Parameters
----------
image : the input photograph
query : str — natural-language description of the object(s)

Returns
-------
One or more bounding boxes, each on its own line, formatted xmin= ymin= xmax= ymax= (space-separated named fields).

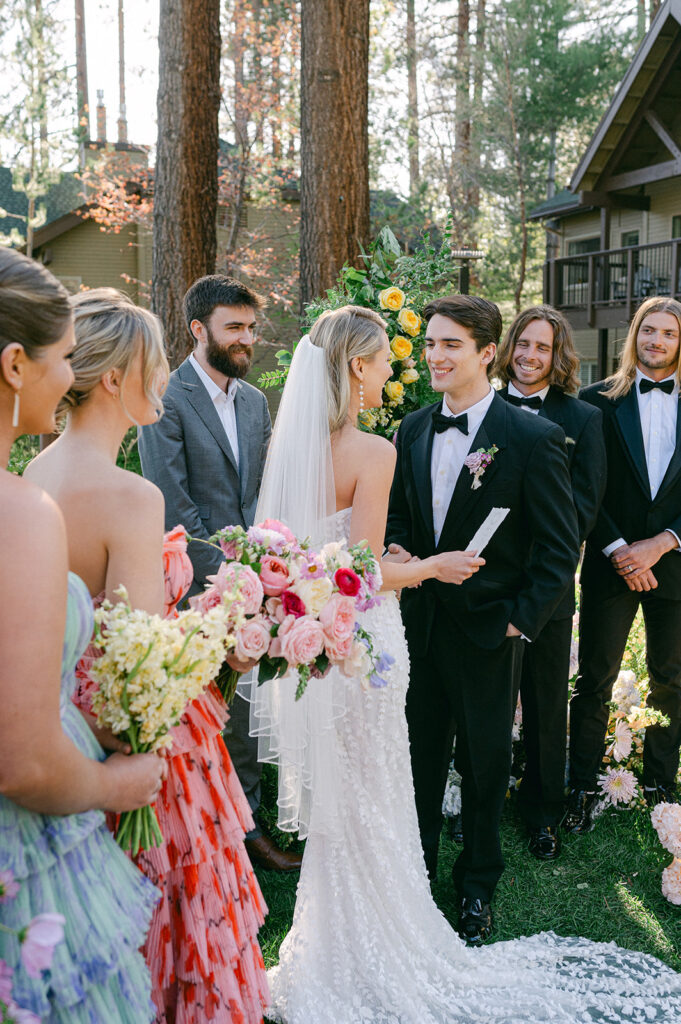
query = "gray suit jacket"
xmin=138 ymin=357 xmax=272 ymax=594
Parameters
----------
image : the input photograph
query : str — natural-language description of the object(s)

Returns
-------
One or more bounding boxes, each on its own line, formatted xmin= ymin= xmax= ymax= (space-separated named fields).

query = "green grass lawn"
xmin=254 ymin=772 xmax=680 ymax=974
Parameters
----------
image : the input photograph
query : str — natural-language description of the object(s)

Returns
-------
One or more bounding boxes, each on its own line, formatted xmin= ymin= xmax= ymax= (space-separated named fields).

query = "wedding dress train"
xmin=266 ymin=508 xmax=681 ymax=1024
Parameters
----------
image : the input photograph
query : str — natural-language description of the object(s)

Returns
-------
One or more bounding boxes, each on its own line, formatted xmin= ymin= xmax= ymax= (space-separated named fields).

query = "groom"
xmin=386 ymin=295 xmax=579 ymax=944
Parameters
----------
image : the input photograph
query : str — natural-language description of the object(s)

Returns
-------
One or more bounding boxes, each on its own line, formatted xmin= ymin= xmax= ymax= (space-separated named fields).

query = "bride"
xmin=244 ymin=305 xmax=681 ymax=1023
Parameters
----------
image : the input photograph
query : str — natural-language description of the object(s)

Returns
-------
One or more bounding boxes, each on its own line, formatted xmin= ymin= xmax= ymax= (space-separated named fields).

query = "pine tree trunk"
xmin=406 ymin=0 xmax=420 ymax=197
xmin=152 ymin=0 xmax=220 ymax=367
xmin=299 ymin=0 xmax=370 ymax=308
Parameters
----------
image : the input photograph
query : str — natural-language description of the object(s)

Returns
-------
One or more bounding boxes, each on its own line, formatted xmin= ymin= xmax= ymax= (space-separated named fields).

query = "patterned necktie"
xmin=639 ymin=378 xmax=675 ymax=395
xmin=432 ymin=411 xmax=469 ymax=435
xmin=507 ymin=393 xmax=543 ymax=409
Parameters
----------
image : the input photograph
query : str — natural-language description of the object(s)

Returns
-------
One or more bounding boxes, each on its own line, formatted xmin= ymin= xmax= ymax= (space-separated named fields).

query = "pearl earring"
xmin=12 ymin=390 xmax=20 ymax=428
xmin=359 ymin=382 xmax=365 ymax=413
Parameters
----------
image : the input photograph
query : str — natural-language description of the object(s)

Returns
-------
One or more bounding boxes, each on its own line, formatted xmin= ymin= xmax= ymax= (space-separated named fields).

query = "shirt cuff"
xmin=603 ymin=538 xmax=626 ymax=558
xmin=665 ymin=529 xmax=681 ymax=551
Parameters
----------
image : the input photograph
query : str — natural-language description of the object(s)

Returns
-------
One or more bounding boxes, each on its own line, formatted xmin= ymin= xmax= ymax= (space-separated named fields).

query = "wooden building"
xmin=530 ymin=0 xmax=681 ymax=382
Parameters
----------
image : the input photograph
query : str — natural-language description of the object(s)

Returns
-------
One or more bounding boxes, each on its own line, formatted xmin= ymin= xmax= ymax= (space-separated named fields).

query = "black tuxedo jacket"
xmin=386 ymin=392 xmax=580 ymax=653
xmin=580 ymin=380 xmax=681 ymax=599
xmin=498 ymin=385 xmax=606 ymax=619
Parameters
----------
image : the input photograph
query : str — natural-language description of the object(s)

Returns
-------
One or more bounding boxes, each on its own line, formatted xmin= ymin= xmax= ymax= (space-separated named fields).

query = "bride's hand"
xmin=226 ymin=653 xmax=259 ymax=673
xmin=433 ymin=551 xmax=485 ymax=585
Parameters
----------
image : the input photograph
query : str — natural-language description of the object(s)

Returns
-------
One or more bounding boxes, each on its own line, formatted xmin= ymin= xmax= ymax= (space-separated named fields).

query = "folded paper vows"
xmin=466 ymin=507 xmax=510 ymax=556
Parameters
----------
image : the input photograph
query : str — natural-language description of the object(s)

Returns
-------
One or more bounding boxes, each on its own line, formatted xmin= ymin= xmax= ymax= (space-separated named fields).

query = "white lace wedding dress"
xmin=266 ymin=507 xmax=681 ymax=1024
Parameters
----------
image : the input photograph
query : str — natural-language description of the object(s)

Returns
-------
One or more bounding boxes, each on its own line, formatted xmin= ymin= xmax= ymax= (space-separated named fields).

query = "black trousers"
xmin=570 ymin=586 xmax=681 ymax=790
xmin=517 ymin=616 xmax=572 ymax=828
xmin=406 ymin=608 xmax=522 ymax=903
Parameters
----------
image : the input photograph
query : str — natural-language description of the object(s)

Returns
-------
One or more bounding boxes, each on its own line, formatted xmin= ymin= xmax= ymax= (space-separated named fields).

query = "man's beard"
xmin=205 ymin=327 xmax=253 ymax=380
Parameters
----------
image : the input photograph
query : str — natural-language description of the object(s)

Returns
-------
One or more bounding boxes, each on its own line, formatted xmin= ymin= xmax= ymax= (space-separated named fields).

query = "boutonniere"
xmin=463 ymin=445 xmax=499 ymax=490
xmin=565 ymin=436 xmax=576 ymax=445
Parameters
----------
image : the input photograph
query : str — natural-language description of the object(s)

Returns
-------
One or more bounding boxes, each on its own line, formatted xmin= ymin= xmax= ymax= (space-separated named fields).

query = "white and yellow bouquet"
xmin=90 ymin=587 xmax=235 ymax=855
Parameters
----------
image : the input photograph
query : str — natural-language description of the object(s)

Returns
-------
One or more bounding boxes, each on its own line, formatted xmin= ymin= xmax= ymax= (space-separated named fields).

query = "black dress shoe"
xmin=528 ymin=825 xmax=561 ymax=861
xmin=561 ymin=789 xmax=597 ymax=835
xmin=457 ymin=897 xmax=493 ymax=946
xmin=644 ymin=783 xmax=680 ymax=807
xmin=447 ymin=812 xmax=464 ymax=843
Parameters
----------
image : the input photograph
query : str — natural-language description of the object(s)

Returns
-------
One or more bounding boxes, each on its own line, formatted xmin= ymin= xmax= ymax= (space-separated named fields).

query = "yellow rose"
xmin=400 ymin=368 xmax=419 ymax=385
xmin=384 ymin=380 xmax=405 ymax=403
xmin=397 ymin=307 xmax=421 ymax=337
xmin=390 ymin=335 xmax=413 ymax=360
xmin=379 ymin=286 xmax=406 ymax=312
xmin=359 ymin=409 xmax=378 ymax=430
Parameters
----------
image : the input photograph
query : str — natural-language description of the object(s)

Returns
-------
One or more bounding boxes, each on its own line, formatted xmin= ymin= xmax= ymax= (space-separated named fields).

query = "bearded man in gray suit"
xmin=139 ymin=274 xmax=302 ymax=872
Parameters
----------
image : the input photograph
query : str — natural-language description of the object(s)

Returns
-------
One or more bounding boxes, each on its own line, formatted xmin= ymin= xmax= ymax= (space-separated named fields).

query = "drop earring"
xmin=12 ymin=390 xmax=20 ymax=428
xmin=359 ymin=382 xmax=365 ymax=413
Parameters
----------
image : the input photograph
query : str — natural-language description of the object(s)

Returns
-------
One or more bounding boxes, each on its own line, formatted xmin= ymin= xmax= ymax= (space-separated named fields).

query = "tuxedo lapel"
xmin=178 ymin=360 xmax=240 ymax=475
xmin=655 ymin=395 xmax=681 ymax=501
xmin=539 ymin=387 xmax=566 ymax=431
xmin=614 ymin=388 xmax=650 ymax=499
xmin=408 ymin=415 xmax=436 ymax=541
xmin=234 ymin=383 xmax=251 ymax=500
xmin=437 ymin=393 xmax=507 ymax=548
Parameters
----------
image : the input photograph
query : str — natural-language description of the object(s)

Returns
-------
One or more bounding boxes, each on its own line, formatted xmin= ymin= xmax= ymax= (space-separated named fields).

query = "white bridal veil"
xmin=237 ymin=334 xmax=347 ymax=839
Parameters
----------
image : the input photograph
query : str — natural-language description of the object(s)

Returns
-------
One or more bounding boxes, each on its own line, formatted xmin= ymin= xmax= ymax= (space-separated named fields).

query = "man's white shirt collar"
xmin=635 ymin=366 xmax=678 ymax=395
xmin=189 ymin=352 xmax=238 ymax=404
xmin=440 ymin=384 xmax=495 ymax=428
xmin=507 ymin=381 xmax=550 ymax=404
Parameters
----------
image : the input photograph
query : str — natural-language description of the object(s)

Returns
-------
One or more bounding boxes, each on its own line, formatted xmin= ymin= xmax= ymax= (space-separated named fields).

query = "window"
xmin=621 ymin=230 xmax=639 ymax=248
xmin=567 ymin=237 xmax=600 ymax=256
xmin=673 ymin=215 xmax=681 ymax=239
xmin=579 ymin=360 xmax=599 ymax=386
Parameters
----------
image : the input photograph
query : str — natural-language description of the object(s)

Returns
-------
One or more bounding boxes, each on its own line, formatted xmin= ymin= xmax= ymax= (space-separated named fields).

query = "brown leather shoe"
xmin=244 ymin=834 xmax=303 ymax=872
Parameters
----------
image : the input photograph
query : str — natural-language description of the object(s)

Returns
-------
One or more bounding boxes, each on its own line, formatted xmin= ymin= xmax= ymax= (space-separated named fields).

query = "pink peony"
xmin=188 ymin=586 xmax=222 ymax=614
xmin=235 ymin=617 xmax=271 ymax=662
xmin=0 ymin=959 xmax=13 ymax=1002
xmin=598 ymin=766 xmax=638 ymax=806
xmin=335 ymin=567 xmax=362 ymax=597
xmin=20 ymin=913 xmax=65 ymax=979
xmin=319 ymin=593 xmax=356 ymax=645
xmin=325 ymin=633 xmax=354 ymax=663
xmin=0 ymin=870 xmax=19 ymax=904
xmin=280 ymin=616 xmax=325 ymax=666
xmin=282 ymin=590 xmax=306 ymax=619
xmin=260 ymin=518 xmax=296 ymax=543
xmin=661 ymin=858 xmax=681 ymax=905
xmin=260 ymin=555 xmax=291 ymax=597
xmin=651 ymin=803 xmax=681 ymax=858
xmin=208 ymin=562 xmax=264 ymax=615
xmin=269 ymin=614 xmax=296 ymax=659
xmin=265 ymin=596 xmax=286 ymax=623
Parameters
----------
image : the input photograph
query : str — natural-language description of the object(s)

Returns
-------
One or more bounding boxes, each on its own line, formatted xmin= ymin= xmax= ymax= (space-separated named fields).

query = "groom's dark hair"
xmin=183 ymin=275 xmax=265 ymax=337
xmin=423 ymin=295 xmax=502 ymax=352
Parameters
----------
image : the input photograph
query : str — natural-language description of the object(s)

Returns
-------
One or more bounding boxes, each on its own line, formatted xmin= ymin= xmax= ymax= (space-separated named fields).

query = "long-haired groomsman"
xmin=565 ymin=296 xmax=681 ymax=833
xmin=494 ymin=306 xmax=606 ymax=858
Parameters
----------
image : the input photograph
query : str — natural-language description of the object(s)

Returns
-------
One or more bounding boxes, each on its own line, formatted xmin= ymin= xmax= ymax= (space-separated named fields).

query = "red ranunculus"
xmin=335 ymin=567 xmax=361 ymax=597
xmin=281 ymin=589 xmax=306 ymax=618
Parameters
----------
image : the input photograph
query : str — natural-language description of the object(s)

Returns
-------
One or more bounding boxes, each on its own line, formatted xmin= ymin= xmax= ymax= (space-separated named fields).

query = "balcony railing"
xmin=545 ymin=238 xmax=681 ymax=330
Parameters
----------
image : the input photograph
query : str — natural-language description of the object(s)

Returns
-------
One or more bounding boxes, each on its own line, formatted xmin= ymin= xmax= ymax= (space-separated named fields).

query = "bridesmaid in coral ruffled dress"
xmin=26 ymin=288 xmax=269 ymax=1024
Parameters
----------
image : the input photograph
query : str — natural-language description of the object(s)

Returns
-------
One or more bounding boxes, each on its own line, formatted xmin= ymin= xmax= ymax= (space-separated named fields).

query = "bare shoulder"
xmin=1 ymin=474 xmax=66 ymax=570
xmin=109 ymin=466 xmax=164 ymax=516
xmin=355 ymin=431 xmax=397 ymax=469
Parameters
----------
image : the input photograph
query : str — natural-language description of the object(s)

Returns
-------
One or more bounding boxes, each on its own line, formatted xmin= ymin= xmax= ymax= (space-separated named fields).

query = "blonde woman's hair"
xmin=58 ymin=288 xmax=169 ymax=420
xmin=602 ymin=296 xmax=681 ymax=400
xmin=493 ymin=304 xmax=581 ymax=394
xmin=309 ymin=305 xmax=388 ymax=432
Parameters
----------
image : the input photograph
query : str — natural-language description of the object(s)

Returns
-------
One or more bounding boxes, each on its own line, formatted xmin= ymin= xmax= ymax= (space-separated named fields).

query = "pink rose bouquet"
xmin=188 ymin=519 xmax=390 ymax=699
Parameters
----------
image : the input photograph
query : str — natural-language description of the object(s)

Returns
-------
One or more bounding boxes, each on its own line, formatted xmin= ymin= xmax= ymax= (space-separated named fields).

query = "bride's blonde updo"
xmin=58 ymin=288 xmax=169 ymax=421
xmin=309 ymin=305 xmax=387 ymax=432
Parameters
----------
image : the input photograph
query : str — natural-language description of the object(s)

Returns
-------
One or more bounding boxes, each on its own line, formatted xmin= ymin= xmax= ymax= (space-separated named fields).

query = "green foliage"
xmin=261 ymin=223 xmax=473 ymax=437
xmin=7 ymin=434 xmax=39 ymax=475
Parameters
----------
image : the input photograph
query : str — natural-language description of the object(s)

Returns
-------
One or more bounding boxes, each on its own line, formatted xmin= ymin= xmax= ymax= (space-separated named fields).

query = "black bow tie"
xmin=507 ymin=393 xmax=543 ymax=409
xmin=432 ymin=410 xmax=469 ymax=435
xmin=639 ymin=378 xmax=675 ymax=395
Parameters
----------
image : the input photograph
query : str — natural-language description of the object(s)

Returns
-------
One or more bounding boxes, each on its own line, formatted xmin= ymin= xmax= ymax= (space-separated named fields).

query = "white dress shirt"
xmin=189 ymin=353 xmax=240 ymax=470
xmin=603 ymin=368 xmax=679 ymax=556
xmin=431 ymin=387 xmax=495 ymax=545
xmin=507 ymin=381 xmax=550 ymax=415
